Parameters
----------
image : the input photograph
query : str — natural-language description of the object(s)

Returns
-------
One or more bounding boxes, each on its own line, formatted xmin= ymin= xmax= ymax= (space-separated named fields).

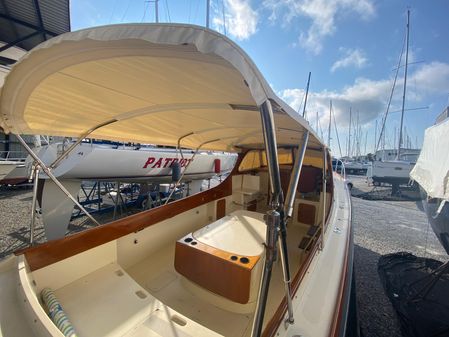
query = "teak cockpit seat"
xmin=174 ymin=210 xmax=266 ymax=306
xmin=278 ymin=165 xmax=322 ymax=225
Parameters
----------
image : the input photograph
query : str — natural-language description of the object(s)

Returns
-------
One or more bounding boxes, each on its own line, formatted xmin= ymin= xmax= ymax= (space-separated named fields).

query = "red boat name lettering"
xmin=143 ymin=156 xmax=192 ymax=169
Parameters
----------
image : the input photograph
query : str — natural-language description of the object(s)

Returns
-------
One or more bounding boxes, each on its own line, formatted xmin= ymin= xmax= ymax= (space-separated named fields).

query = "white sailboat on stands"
xmin=369 ymin=10 xmax=416 ymax=194
xmin=31 ymin=140 xmax=236 ymax=240
xmin=0 ymin=24 xmax=355 ymax=337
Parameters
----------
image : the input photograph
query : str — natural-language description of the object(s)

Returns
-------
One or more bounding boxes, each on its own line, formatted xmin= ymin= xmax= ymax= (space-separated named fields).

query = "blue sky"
xmin=71 ymin=0 xmax=449 ymax=156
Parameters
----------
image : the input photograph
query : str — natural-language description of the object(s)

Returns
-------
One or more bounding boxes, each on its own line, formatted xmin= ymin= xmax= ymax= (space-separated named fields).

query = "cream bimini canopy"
xmin=0 ymin=23 xmax=321 ymax=152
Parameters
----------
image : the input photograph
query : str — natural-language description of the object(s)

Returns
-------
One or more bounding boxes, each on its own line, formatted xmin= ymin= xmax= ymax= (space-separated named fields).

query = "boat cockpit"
xmin=14 ymin=147 xmax=336 ymax=337
xmin=0 ymin=23 xmax=352 ymax=337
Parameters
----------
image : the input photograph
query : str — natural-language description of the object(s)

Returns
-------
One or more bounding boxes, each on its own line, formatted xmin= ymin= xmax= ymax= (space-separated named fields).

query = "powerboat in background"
xmin=343 ymin=160 xmax=370 ymax=175
xmin=0 ymin=23 xmax=354 ymax=337
xmin=369 ymin=159 xmax=414 ymax=187
xmin=410 ymin=109 xmax=449 ymax=254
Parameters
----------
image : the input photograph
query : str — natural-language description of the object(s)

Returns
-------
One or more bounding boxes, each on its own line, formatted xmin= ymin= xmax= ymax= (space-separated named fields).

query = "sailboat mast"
xmin=397 ymin=9 xmax=410 ymax=159
xmin=206 ymin=0 xmax=210 ymax=28
xmin=328 ymin=100 xmax=332 ymax=147
xmin=302 ymin=72 xmax=311 ymax=119
xmin=348 ymin=107 xmax=352 ymax=157
xmin=374 ymin=119 xmax=377 ymax=154
xmin=356 ymin=112 xmax=360 ymax=158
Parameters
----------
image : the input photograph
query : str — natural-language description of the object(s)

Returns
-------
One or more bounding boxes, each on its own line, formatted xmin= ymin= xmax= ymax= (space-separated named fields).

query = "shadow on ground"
xmin=354 ymin=244 xmax=403 ymax=337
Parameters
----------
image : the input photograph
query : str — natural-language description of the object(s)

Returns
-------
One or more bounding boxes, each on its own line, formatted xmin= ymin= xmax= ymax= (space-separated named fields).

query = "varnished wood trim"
xmin=174 ymin=233 xmax=260 ymax=304
xmin=297 ymin=203 xmax=316 ymax=225
xmin=16 ymin=153 xmax=249 ymax=272
xmin=17 ymin=174 xmax=232 ymax=271
xmin=216 ymin=199 xmax=226 ymax=220
xmin=261 ymin=237 xmax=321 ymax=337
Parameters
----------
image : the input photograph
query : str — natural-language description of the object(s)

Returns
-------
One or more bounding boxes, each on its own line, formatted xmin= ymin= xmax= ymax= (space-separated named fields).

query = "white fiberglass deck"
xmin=126 ymin=223 xmax=308 ymax=337
xmin=192 ymin=210 xmax=266 ymax=256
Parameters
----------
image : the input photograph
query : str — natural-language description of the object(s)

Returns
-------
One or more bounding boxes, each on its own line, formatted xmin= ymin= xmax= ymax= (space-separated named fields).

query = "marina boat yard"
xmin=0 ymin=23 xmax=353 ymax=337
xmin=0 ymin=3 xmax=448 ymax=337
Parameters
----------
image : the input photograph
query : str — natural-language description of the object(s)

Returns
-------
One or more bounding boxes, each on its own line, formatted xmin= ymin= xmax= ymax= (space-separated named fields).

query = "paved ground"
xmin=0 ymin=177 xmax=447 ymax=337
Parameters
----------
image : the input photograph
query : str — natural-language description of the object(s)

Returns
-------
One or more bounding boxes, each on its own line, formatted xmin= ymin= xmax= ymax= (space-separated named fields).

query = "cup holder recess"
xmin=230 ymin=255 xmax=238 ymax=261
xmin=240 ymin=257 xmax=250 ymax=264
xmin=190 ymin=241 xmax=197 ymax=245
xmin=184 ymin=237 xmax=193 ymax=243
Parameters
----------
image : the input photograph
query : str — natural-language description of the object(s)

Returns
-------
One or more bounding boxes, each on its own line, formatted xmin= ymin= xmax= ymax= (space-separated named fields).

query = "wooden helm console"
xmin=174 ymin=210 xmax=266 ymax=304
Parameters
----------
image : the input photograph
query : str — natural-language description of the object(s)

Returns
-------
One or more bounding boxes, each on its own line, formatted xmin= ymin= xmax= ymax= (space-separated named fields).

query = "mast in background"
xmin=206 ymin=0 xmax=210 ymax=28
xmin=302 ymin=72 xmax=311 ymax=119
xmin=348 ymin=107 xmax=352 ymax=157
xmin=397 ymin=9 xmax=410 ymax=159
xmin=374 ymin=119 xmax=377 ymax=154
xmin=328 ymin=100 xmax=332 ymax=147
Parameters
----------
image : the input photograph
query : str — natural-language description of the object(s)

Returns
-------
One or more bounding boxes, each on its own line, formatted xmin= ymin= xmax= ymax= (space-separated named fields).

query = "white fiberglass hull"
xmin=370 ymin=160 xmax=414 ymax=185
xmin=35 ymin=143 xmax=237 ymax=240
xmin=0 ymin=161 xmax=20 ymax=180
xmin=37 ymin=143 xmax=237 ymax=182
xmin=0 ymin=164 xmax=28 ymax=185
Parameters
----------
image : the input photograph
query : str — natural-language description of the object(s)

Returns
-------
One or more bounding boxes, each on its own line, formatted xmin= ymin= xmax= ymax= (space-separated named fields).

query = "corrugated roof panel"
xmin=0 ymin=0 xmax=70 ymax=51
xmin=39 ymin=0 xmax=70 ymax=34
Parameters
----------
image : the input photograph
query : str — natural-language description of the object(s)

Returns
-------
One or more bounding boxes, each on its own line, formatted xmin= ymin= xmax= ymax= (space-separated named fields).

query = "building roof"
xmin=0 ymin=0 xmax=70 ymax=65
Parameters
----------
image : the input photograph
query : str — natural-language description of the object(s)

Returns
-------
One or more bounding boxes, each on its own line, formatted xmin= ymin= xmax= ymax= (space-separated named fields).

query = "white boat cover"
xmin=0 ymin=23 xmax=321 ymax=152
xmin=410 ymin=118 xmax=449 ymax=200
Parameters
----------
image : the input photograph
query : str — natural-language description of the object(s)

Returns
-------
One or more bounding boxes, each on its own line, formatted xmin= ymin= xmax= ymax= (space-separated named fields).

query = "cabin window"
xmin=238 ymin=149 xmax=293 ymax=172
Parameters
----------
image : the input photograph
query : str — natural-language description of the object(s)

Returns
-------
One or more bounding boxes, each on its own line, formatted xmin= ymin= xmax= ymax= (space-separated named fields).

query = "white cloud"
xmin=263 ymin=0 xmax=375 ymax=54
xmin=213 ymin=0 xmax=258 ymax=40
xmin=410 ymin=62 xmax=449 ymax=95
xmin=280 ymin=61 xmax=449 ymax=129
xmin=331 ymin=48 xmax=368 ymax=72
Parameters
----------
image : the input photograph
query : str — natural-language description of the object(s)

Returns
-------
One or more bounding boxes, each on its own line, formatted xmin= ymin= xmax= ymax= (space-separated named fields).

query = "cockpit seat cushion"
xmin=41 ymin=288 xmax=77 ymax=337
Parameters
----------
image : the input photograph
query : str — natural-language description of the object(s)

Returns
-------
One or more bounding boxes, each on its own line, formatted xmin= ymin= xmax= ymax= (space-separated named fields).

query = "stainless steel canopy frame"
xmin=15 ymin=133 xmax=101 ymax=244
xmin=284 ymin=131 xmax=310 ymax=218
xmin=251 ymin=100 xmax=295 ymax=336
xmin=320 ymin=148 xmax=328 ymax=250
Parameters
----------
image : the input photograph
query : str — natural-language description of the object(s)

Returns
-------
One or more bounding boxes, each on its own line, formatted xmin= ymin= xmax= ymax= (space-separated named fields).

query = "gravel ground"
xmin=0 ymin=177 xmax=447 ymax=337
xmin=350 ymin=175 xmax=447 ymax=337
xmin=0 ymin=185 xmax=134 ymax=260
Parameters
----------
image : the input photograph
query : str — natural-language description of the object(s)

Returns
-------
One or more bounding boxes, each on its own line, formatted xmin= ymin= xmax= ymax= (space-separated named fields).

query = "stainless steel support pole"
xmin=279 ymin=130 xmax=309 ymax=323
xmin=251 ymin=100 xmax=293 ymax=336
xmin=15 ymin=134 xmax=101 ymax=227
xmin=321 ymin=148 xmax=327 ymax=250
xmin=251 ymin=210 xmax=280 ymax=337
xmin=284 ymin=131 xmax=309 ymax=218
xmin=277 ymin=234 xmax=294 ymax=324
xmin=260 ymin=100 xmax=283 ymax=207
xmin=164 ymin=138 xmax=220 ymax=205
xmin=29 ymin=165 xmax=39 ymax=245
xmin=113 ymin=181 xmax=119 ymax=220
xmin=49 ymin=119 xmax=117 ymax=169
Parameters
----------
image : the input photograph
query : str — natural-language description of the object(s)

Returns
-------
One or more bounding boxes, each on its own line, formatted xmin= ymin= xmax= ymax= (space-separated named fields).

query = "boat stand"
xmin=15 ymin=134 xmax=101 ymax=244
xmin=29 ymin=165 xmax=40 ymax=245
